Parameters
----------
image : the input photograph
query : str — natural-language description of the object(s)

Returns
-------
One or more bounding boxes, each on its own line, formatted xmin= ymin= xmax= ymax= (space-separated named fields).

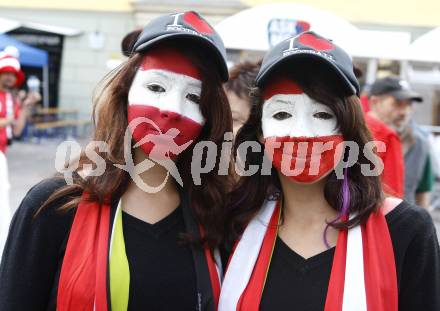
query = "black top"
xmin=0 ymin=178 xmax=201 ymax=311
xmin=123 ymin=208 xmax=197 ymax=310
xmin=260 ymin=201 xmax=440 ymax=311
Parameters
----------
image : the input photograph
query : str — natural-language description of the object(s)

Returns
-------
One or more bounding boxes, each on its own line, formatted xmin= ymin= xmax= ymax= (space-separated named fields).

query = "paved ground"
xmin=5 ymin=139 xmax=440 ymax=239
xmin=7 ymin=138 xmax=87 ymax=210
xmin=8 ymin=140 xmax=59 ymax=209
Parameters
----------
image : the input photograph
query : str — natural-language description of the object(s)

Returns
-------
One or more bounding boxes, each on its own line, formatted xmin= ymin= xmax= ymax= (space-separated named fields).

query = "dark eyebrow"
xmin=186 ymin=81 xmax=202 ymax=89
xmin=275 ymin=100 xmax=290 ymax=105
xmin=143 ymin=70 xmax=201 ymax=88
xmin=143 ymin=70 xmax=168 ymax=79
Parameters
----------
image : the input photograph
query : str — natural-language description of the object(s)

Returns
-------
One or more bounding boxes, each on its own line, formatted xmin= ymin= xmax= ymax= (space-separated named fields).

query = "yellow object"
xmin=109 ymin=202 xmax=130 ymax=311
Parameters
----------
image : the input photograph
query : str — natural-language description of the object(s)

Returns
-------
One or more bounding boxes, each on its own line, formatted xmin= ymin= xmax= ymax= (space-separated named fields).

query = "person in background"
xmin=0 ymin=52 xmax=34 ymax=152
xmin=0 ymin=50 xmax=40 ymax=262
xmin=224 ymin=60 xmax=261 ymax=137
xmin=353 ymin=68 xmax=405 ymax=198
xmin=364 ymin=106 xmax=405 ymax=198
xmin=369 ymin=76 xmax=435 ymax=209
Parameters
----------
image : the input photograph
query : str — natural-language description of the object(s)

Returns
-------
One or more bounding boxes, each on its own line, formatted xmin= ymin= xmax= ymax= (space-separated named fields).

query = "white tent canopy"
xmin=215 ymin=3 xmax=358 ymax=52
xmin=405 ymin=27 xmax=440 ymax=63
xmin=351 ymin=30 xmax=411 ymax=60
xmin=215 ymin=3 xmax=412 ymax=60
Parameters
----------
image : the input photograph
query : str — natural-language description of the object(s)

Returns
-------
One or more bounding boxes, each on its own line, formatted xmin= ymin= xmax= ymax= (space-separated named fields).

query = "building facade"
xmin=0 ymin=0 xmax=439 ymax=125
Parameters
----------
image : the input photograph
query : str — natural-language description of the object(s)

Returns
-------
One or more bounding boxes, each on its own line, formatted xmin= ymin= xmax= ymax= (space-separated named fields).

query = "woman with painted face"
xmin=0 ymin=12 xmax=231 ymax=311
xmin=220 ymin=32 xmax=440 ymax=311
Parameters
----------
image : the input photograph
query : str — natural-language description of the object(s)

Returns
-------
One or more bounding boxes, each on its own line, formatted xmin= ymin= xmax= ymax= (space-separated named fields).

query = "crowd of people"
xmin=0 ymin=10 xmax=439 ymax=311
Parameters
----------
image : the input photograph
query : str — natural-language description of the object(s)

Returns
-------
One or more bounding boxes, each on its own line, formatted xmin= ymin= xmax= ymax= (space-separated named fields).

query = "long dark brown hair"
xmin=40 ymin=41 xmax=232 ymax=249
xmin=227 ymin=61 xmax=384 ymax=243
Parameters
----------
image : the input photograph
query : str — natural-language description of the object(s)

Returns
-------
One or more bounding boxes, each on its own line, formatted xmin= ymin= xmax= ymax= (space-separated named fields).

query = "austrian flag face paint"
xmin=261 ymin=77 xmax=344 ymax=183
xmin=128 ymin=47 xmax=204 ymax=160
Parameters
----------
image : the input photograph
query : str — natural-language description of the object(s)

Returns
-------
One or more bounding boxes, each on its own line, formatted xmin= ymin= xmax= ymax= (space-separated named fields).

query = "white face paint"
xmin=262 ymin=93 xmax=339 ymax=138
xmin=128 ymin=69 xmax=205 ymax=125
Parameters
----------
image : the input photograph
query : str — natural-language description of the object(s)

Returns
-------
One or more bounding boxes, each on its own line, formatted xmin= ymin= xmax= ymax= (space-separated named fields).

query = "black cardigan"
xmin=0 ymin=178 xmax=217 ymax=311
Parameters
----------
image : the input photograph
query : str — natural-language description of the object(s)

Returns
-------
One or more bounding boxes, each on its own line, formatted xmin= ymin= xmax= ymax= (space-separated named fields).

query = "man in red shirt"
xmin=364 ymin=111 xmax=405 ymax=198
xmin=368 ymin=77 xmax=433 ymax=208
xmin=357 ymin=74 xmax=404 ymax=198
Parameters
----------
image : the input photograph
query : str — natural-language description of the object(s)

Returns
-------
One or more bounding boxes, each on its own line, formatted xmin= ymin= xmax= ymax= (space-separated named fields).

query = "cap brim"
xmin=256 ymin=53 xmax=358 ymax=96
xmin=391 ymin=89 xmax=423 ymax=103
xmin=133 ymin=33 xmax=228 ymax=82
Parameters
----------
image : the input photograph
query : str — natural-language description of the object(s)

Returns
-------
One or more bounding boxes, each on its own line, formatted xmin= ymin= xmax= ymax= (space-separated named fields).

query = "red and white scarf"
xmin=219 ymin=200 xmax=398 ymax=311
xmin=57 ymin=193 xmax=221 ymax=311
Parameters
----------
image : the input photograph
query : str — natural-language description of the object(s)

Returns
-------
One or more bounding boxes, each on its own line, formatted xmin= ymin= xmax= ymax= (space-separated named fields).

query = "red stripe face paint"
xmin=261 ymin=77 xmax=343 ymax=183
xmin=127 ymin=46 xmax=204 ymax=159
xmin=264 ymin=135 xmax=344 ymax=183
xmin=139 ymin=47 xmax=202 ymax=80
xmin=261 ymin=76 xmax=303 ymax=100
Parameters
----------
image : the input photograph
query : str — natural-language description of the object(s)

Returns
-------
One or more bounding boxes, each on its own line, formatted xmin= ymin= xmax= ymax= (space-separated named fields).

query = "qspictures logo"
xmin=55 ymin=117 xmax=385 ymax=193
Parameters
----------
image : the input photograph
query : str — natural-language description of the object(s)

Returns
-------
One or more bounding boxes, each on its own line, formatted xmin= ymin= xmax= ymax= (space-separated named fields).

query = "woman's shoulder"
xmin=387 ymin=200 xmax=440 ymax=310
xmin=386 ymin=200 xmax=434 ymax=226
xmin=1 ymin=178 xmax=81 ymax=272
xmin=22 ymin=176 xmax=68 ymax=202
xmin=385 ymin=199 xmax=437 ymax=244
xmin=14 ymin=177 xmax=79 ymax=225
xmin=0 ymin=178 xmax=82 ymax=309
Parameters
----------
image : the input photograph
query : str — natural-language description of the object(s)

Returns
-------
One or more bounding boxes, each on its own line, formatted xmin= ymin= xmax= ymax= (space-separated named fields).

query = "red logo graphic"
xmin=298 ymin=33 xmax=333 ymax=51
xmin=183 ymin=12 xmax=213 ymax=34
xmin=295 ymin=21 xmax=310 ymax=34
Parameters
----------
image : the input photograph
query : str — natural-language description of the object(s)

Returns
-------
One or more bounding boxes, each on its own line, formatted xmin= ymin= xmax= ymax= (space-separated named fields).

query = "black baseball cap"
xmin=131 ymin=11 xmax=228 ymax=81
xmin=255 ymin=31 xmax=360 ymax=96
xmin=369 ymin=76 xmax=422 ymax=102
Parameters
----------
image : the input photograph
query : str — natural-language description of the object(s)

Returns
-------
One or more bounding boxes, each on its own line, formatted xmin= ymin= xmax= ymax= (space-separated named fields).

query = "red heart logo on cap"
xmin=183 ymin=12 xmax=213 ymax=34
xmin=298 ymin=33 xmax=333 ymax=51
xmin=295 ymin=21 xmax=311 ymax=33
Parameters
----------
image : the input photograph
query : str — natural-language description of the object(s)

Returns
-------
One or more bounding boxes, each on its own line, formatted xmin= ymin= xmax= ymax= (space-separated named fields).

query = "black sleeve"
xmin=0 ymin=178 xmax=75 ymax=311
xmin=399 ymin=208 xmax=440 ymax=311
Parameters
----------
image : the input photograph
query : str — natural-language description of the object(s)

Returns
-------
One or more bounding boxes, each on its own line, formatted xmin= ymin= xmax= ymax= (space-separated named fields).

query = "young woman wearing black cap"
xmin=0 ymin=11 xmax=231 ymax=311
xmin=220 ymin=32 xmax=440 ymax=311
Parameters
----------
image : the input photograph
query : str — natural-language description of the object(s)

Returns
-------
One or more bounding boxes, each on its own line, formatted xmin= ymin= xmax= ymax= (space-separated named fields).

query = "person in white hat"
xmin=0 ymin=48 xmax=40 ymax=263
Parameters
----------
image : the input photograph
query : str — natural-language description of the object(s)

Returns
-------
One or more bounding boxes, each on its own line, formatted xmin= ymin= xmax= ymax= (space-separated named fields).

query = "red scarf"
xmin=57 ymin=193 xmax=220 ymax=311
xmin=219 ymin=200 xmax=398 ymax=311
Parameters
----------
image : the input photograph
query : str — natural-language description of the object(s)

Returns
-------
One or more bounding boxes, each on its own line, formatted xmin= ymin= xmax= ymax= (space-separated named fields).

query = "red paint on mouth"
xmin=264 ymin=135 xmax=344 ymax=183
xmin=128 ymin=104 xmax=202 ymax=160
